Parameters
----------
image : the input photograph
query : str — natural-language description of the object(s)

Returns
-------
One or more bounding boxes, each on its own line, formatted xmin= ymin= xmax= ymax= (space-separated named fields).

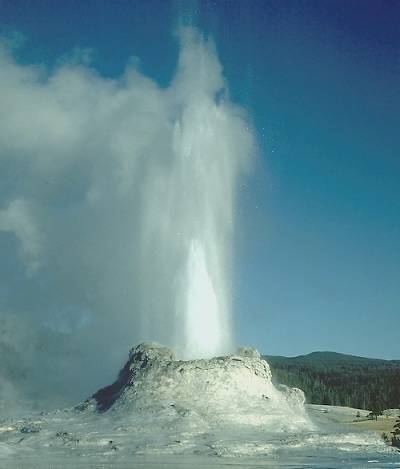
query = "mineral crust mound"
xmin=80 ymin=342 xmax=311 ymax=431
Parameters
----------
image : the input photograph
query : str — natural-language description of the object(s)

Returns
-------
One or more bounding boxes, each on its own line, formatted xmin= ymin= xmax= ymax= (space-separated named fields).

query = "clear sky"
xmin=1 ymin=0 xmax=399 ymax=361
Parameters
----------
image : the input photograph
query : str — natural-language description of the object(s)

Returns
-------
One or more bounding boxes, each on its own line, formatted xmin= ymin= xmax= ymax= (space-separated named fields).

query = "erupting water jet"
xmin=183 ymin=240 xmax=226 ymax=358
xmin=139 ymin=29 xmax=252 ymax=358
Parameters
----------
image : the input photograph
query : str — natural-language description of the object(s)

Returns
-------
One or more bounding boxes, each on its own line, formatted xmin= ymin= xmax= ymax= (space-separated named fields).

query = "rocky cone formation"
xmin=79 ymin=342 xmax=311 ymax=431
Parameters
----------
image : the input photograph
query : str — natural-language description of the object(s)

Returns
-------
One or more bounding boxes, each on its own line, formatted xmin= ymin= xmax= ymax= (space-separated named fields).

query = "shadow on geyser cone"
xmin=85 ymin=342 xmax=176 ymax=412
xmin=78 ymin=342 xmax=313 ymax=432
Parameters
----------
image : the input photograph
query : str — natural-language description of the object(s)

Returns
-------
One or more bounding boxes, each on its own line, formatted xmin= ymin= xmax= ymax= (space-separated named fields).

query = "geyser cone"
xmin=83 ymin=342 xmax=313 ymax=432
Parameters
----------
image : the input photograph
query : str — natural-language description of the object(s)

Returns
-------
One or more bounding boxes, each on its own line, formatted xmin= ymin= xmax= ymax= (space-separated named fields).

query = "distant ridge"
xmin=264 ymin=351 xmax=400 ymax=365
xmin=263 ymin=351 xmax=400 ymax=410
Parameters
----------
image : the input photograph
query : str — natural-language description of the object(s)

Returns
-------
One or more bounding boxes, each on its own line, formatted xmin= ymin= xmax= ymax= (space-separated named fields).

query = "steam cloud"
xmin=0 ymin=29 xmax=253 ymax=412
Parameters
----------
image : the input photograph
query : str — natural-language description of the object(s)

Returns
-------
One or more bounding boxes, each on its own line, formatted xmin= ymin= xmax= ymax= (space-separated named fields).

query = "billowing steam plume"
xmin=0 ymin=28 xmax=253 ymax=409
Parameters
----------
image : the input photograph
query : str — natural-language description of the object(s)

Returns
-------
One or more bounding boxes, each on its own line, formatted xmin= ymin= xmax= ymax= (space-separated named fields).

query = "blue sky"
xmin=1 ymin=0 xmax=399 ymax=360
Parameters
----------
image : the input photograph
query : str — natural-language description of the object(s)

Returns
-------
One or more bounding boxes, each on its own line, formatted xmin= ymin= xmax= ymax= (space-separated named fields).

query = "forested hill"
xmin=263 ymin=352 xmax=400 ymax=411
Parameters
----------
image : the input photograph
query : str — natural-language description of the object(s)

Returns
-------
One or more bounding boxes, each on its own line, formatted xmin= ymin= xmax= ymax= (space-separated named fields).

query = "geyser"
xmin=139 ymin=29 xmax=253 ymax=358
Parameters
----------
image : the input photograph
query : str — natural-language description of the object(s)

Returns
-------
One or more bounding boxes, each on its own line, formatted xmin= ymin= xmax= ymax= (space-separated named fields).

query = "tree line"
xmin=263 ymin=352 xmax=400 ymax=411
